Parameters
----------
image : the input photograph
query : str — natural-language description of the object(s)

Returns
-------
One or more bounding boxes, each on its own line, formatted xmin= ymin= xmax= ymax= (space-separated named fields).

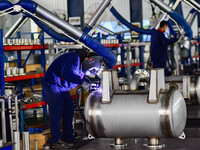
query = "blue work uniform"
xmin=43 ymin=52 xmax=83 ymax=144
xmin=150 ymin=29 xmax=177 ymax=69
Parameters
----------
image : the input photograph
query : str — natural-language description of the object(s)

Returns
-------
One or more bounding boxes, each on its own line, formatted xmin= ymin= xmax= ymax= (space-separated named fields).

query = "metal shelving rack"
xmin=97 ymin=33 xmax=147 ymax=77
xmin=0 ymin=30 xmax=49 ymax=132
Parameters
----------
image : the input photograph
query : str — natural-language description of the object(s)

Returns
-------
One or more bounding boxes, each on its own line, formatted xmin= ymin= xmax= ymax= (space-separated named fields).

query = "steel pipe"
xmin=4 ymin=16 xmax=29 ymax=38
xmin=98 ymin=25 xmax=115 ymax=35
xmin=87 ymin=0 xmax=112 ymax=28
xmin=85 ymin=89 xmax=187 ymax=138
xmin=14 ymin=95 xmax=19 ymax=131
xmin=0 ymin=97 xmax=6 ymax=143
xmin=130 ymin=69 xmax=149 ymax=90
xmin=22 ymin=132 xmax=30 ymax=150
xmin=35 ymin=5 xmax=83 ymax=39
xmin=183 ymin=0 xmax=200 ymax=12
xmin=13 ymin=131 xmax=20 ymax=150
xmin=150 ymin=0 xmax=172 ymax=13
xmin=8 ymin=96 xmax=13 ymax=142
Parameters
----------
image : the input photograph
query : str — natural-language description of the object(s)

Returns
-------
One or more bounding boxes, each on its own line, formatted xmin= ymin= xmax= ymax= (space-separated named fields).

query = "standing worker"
xmin=43 ymin=50 xmax=101 ymax=149
xmin=150 ymin=20 xmax=178 ymax=73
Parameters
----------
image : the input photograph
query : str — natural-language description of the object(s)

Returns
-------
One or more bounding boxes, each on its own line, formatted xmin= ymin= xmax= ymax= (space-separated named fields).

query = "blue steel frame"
xmin=40 ymin=32 xmax=47 ymax=123
xmin=139 ymin=35 xmax=144 ymax=69
xmin=118 ymin=34 xmax=125 ymax=77
xmin=0 ymin=29 xmax=5 ymax=96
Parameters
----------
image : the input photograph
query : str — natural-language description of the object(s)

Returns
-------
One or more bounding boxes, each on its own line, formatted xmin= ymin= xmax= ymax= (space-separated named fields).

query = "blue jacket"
xmin=44 ymin=52 xmax=83 ymax=91
xmin=150 ymin=29 xmax=177 ymax=66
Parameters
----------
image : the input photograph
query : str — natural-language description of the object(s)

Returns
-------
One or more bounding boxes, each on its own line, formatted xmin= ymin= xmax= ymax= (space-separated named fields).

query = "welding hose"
xmin=0 ymin=0 xmax=116 ymax=68
xmin=168 ymin=19 xmax=177 ymax=38
xmin=169 ymin=10 xmax=193 ymax=39
xmin=150 ymin=0 xmax=193 ymax=40
xmin=79 ymin=33 xmax=116 ymax=68
xmin=18 ymin=0 xmax=117 ymax=68
xmin=110 ymin=7 xmax=155 ymax=35
xmin=0 ymin=1 xmax=13 ymax=10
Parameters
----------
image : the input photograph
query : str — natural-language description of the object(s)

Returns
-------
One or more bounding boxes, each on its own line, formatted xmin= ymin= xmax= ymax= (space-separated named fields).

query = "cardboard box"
xmin=25 ymin=64 xmax=42 ymax=73
xmin=30 ymin=132 xmax=49 ymax=150
xmin=25 ymin=64 xmax=49 ymax=73
xmin=7 ymin=60 xmax=25 ymax=68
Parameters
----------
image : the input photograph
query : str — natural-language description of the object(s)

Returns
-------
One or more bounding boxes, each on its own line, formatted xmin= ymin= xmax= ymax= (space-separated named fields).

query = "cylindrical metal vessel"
xmin=190 ymin=77 xmax=200 ymax=104
xmin=165 ymin=76 xmax=200 ymax=104
xmin=85 ymin=90 xmax=187 ymax=138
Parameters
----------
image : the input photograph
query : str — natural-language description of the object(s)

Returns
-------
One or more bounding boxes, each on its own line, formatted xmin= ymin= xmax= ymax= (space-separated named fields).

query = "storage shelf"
xmin=191 ymin=42 xmax=200 ymax=45
xmin=5 ymin=73 xmax=44 ymax=82
xmin=112 ymin=63 xmax=142 ymax=69
xmin=20 ymin=101 xmax=46 ymax=110
xmin=103 ymin=43 xmax=150 ymax=48
xmin=104 ymin=44 xmax=122 ymax=48
xmin=192 ymin=56 xmax=200 ymax=59
xmin=4 ymin=44 xmax=49 ymax=51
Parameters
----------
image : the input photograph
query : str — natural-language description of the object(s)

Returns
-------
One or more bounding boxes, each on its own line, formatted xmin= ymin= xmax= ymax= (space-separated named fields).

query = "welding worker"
xmin=43 ymin=50 xmax=101 ymax=149
xmin=150 ymin=20 xmax=178 ymax=74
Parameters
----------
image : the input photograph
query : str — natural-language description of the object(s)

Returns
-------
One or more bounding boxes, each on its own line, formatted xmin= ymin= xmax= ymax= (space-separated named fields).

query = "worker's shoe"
xmin=58 ymin=139 xmax=74 ymax=148
xmin=43 ymin=140 xmax=74 ymax=149
xmin=43 ymin=142 xmax=51 ymax=149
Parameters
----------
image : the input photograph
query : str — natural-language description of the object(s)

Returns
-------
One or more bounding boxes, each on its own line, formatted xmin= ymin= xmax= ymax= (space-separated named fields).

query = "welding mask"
xmin=82 ymin=56 xmax=102 ymax=76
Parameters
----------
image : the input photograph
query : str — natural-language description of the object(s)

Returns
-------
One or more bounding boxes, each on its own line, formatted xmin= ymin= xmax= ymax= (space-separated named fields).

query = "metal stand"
xmin=143 ymin=138 xmax=165 ymax=149
xmin=111 ymin=138 xmax=128 ymax=149
xmin=8 ymin=96 xmax=13 ymax=142
xmin=0 ymin=97 xmax=7 ymax=143
xmin=34 ymin=140 xmax=38 ymax=150
xmin=14 ymin=131 xmax=20 ymax=150
xmin=14 ymin=95 xmax=19 ymax=132
xmin=22 ymin=132 xmax=30 ymax=150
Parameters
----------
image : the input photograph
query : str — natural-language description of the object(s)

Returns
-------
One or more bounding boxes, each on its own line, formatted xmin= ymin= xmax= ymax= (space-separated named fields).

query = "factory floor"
xmin=47 ymin=105 xmax=200 ymax=150
xmin=49 ymin=130 xmax=200 ymax=150
xmin=25 ymin=105 xmax=200 ymax=150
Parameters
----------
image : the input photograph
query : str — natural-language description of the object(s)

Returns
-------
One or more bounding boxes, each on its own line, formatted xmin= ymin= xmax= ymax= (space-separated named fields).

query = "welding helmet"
xmin=82 ymin=55 xmax=102 ymax=75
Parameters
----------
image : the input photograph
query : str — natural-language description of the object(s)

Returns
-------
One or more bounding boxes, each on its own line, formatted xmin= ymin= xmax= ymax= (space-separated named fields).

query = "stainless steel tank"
xmin=165 ymin=76 xmax=200 ymax=104
xmin=84 ymin=90 xmax=187 ymax=138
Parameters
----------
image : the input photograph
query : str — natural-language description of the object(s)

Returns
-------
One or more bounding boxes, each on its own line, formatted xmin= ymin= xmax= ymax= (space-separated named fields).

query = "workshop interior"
xmin=0 ymin=0 xmax=200 ymax=149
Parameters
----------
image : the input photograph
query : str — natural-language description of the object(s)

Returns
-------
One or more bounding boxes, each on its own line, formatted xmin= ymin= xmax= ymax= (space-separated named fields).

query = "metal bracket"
xmin=148 ymin=69 xmax=165 ymax=103
xmin=183 ymin=76 xmax=190 ymax=99
xmin=13 ymin=5 xmax=22 ymax=12
xmin=88 ymin=134 xmax=95 ymax=140
xmin=179 ymin=132 xmax=186 ymax=139
xmin=102 ymin=71 xmax=112 ymax=103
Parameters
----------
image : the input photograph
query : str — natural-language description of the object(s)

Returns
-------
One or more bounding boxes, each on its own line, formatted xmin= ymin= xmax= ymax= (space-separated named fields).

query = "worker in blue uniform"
xmin=43 ymin=50 xmax=101 ymax=149
xmin=150 ymin=20 xmax=178 ymax=73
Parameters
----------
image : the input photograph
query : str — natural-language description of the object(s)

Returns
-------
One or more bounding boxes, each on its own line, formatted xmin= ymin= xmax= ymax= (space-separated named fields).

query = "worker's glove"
xmin=82 ymin=81 xmax=90 ymax=92
xmin=83 ymin=75 xmax=92 ymax=83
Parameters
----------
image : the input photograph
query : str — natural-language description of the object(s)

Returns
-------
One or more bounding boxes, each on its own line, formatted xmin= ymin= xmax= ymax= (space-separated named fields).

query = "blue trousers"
xmin=44 ymin=83 xmax=74 ymax=144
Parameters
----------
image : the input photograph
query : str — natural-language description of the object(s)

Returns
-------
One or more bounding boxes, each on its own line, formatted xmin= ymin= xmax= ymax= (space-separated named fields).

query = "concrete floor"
xmin=44 ymin=105 xmax=200 ymax=150
xmin=51 ymin=135 xmax=200 ymax=150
